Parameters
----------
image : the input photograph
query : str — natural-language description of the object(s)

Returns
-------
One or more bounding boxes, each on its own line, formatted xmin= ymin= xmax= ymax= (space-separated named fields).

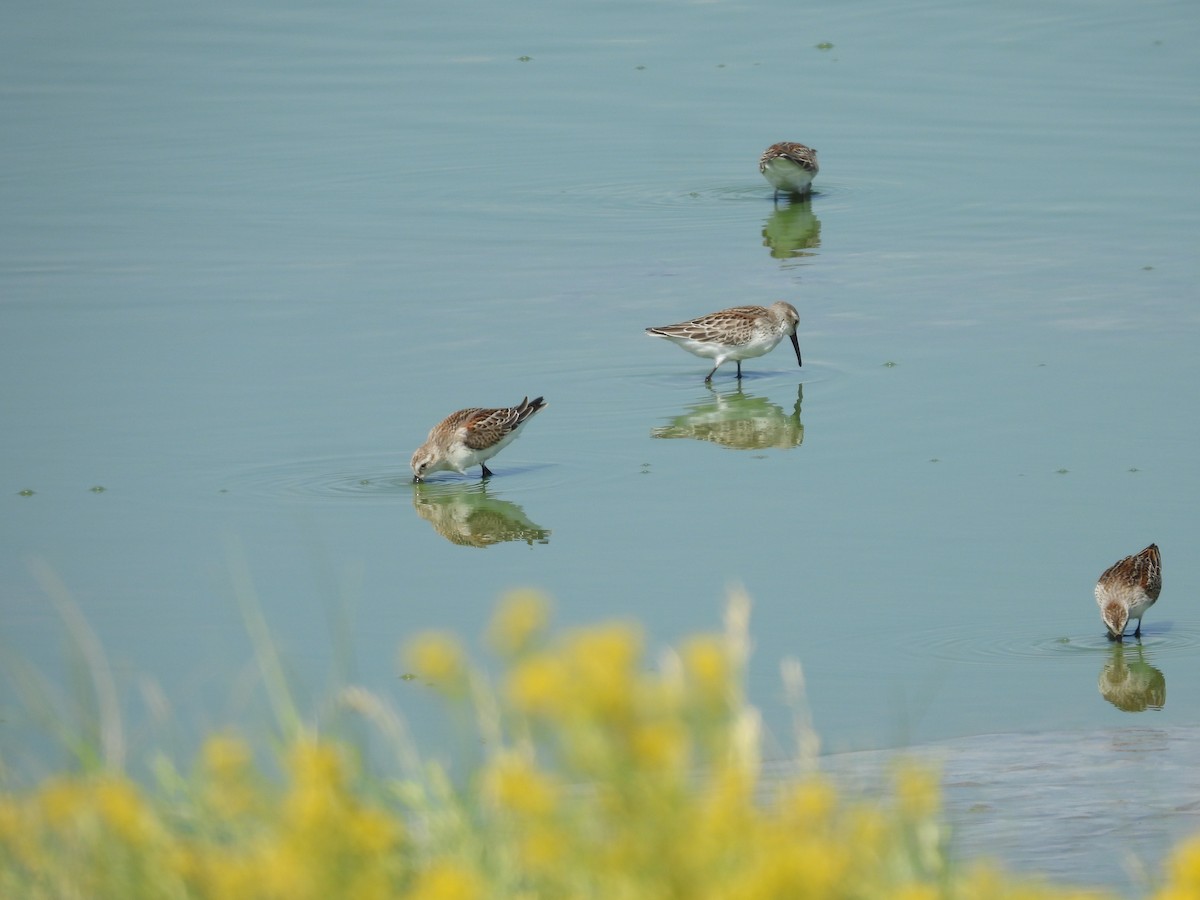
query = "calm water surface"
xmin=3 ymin=0 xmax=1199 ymax=890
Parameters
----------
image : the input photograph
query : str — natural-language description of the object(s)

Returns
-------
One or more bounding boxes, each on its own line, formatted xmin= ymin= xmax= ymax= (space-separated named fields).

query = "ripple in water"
xmin=219 ymin=454 xmax=570 ymax=503
xmin=219 ymin=454 xmax=413 ymax=502
xmin=536 ymin=180 xmax=844 ymax=232
xmin=908 ymin=620 xmax=1200 ymax=664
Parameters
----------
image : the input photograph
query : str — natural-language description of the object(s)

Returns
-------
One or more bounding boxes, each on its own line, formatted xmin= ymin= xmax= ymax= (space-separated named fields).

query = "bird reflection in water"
xmin=1097 ymin=643 xmax=1165 ymax=712
xmin=412 ymin=482 xmax=550 ymax=548
xmin=761 ymin=198 xmax=821 ymax=261
xmin=652 ymin=384 xmax=804 ymax=451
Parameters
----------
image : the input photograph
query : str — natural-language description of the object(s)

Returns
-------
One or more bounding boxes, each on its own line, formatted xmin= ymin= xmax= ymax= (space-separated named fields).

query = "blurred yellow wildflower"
xmin=94 ymin=777 xmax=154 ymax=844
xmin=519 ymin=823 xmax=568 ymax=872
xmin=778 ymin=776 xmax=838 ymax=827
xmin=201 ymin=733 xmax=258 ymax=818
xmin=1158 ymin=834 xmax=1200 ymax=897
xmin=0 ymin=797 xmax=20 ymax=842
xmin=506 ymin=651 xmax=570 ymax=717
xmin=846 ymin=804 xmax=890 ymax=860
xmin=893 ymin=884 xmax=939 ymax=900
xmin=682 ymin=634 xmax=733 ymax=706
xmin=404 ymin=631 xmax=468 ymax=692
xmin=286 ymin=738 xmax=347 ymax=791
xmin=487 ymin=589 xmax=551 ymax=657
xmin=201 ymin=733 xmax=253 ymax=781
xmin=484 ymin=752 xmax=560 ymax=817
xmin=4 ymin=589 xmax=1193 ymax=900
xmin=407 ymin=860 xmax=484 ymax=900
xmin=256 ymin=842 xmax=311 ymax=898
xmin=630 ymin=720 xmax=689 ymax=773
xmin=35 ymin=776 xmax=87 ymax=830
xmin=894 ymin=760 xmax=941 ymax=819
xmin=564 ymin=622 xmax=642 ymax=719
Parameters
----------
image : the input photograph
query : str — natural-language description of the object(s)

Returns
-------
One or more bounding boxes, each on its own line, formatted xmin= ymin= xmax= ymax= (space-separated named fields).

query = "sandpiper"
xmin=1095 ymin=544 xmax=1161 ymax=641
xmin=411 ymin=396 xmax=547 ymax=482
xmin=646 ymin=301 xmax=801 ymax=382
xmin=759 ymin=142 xmax=819 ymax=199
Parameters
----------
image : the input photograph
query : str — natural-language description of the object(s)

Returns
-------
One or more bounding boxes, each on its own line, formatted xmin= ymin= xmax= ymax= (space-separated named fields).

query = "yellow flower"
xmin=630 ymin=720 xmax=689 ymax=773
xmin=1161 ymin=834 xmax=1200 ymax=891
xmin=778 ymin=777 xmax=838 ymax=827
xmin=564 ymin=623 xmax=642 ymax=719
xmin=893 ymin=760 xmax=940 ymax=819
xmin=484 ymin=753 xmax=560 ymax=817
xmin=488 ymin=589 xmax=551 ymax=657
xmin=0 ymin=796 xmax=41 ymax=870
xmin=845 ymin=805 xmax=890 ymax=858
xmin=202 ymin=733 xmax=253 ymax=781
xmin=506 ymin=652 xmax=570 ymax=717
xmin=0 ymin=797 xmax=20 ymax=841
xmin=404 ymin=632 xmax=468 ymax=692
xmin=697 ymin=765 xmax=755 ymax=843
xmin=789 ymin=836 xmax=850 ymax=896
xmin=519 ymin=824 xmax=568 ymax=872
xmin=257 ymin=842 xmax=311 ymax=898
xmin=36 ymin=776 xmax=87 ymax=829
xmin=682 ymin=635 xmax=733 ymax=705
xmin=287 ymin=739 xmax=347 ymax=792
xmin=201 ymin=733 xmax=259 ymax=818
xmin=958 ymin=862 xmax=1004 ymax=900
xmin=408 ymin=861 xmax=484 ymax=900
xmin=1156 ymin=890 xmax=1200 ymax=900
xmin=95 ymin=777 xmax=155 ymax=844
xmin=346 ymin=806 xmax=402 ymax=855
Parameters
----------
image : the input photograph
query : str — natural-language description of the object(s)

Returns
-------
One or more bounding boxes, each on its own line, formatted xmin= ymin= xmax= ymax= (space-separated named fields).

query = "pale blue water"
xmin=3 ymin=0 xmax=1200 ymax=891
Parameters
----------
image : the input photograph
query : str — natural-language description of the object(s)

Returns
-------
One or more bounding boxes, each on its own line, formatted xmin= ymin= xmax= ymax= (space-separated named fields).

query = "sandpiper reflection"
xmin=762 ymin=198 xmax=821 ymax=260
xmin=652 ymin=384 xmax=804 ymax=451
xmin=1098 ymin=642 xmax=1165 ymax=712
xmin=412 ymin=482 xmax=550 ymax=548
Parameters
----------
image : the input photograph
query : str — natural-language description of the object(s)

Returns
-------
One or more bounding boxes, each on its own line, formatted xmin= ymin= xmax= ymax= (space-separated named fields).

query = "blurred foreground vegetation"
xmin=2 ymin=588 xmax=1199 ymax=899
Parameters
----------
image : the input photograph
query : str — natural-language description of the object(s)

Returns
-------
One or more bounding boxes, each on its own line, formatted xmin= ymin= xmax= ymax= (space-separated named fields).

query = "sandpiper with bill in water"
xmin=759 ymin=142 xmax=819 ymax=199
xmin=411 ymin=397 xmax=547 ymax=482
xmin=1095 ymin=543 xmax=1161 ymax=641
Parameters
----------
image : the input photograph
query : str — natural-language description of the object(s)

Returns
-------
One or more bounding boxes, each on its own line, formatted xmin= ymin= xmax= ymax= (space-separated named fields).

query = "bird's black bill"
xmin=790 ymin=332 xmax=803 ymax=367
xmin=412 ymin=475 xmax=421 ymax=483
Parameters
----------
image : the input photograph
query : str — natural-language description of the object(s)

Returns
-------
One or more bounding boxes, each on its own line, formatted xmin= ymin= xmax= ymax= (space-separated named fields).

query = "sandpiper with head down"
xmin=759 ymin=142 xmax=819 ymax=199
xmin=411 ymin=396 xmax=547 ymax=482
xmin=646 ymin=301 xmax=802 ymax=383
xmin=1095 ymin=543 xmax=1161 ymax=641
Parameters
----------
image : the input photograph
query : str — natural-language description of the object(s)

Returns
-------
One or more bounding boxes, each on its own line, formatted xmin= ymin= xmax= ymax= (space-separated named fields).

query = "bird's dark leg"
xmin=1133 ymin=619 xmax=1143 ymax=638
xmin=736 ymin=361 xmax=743 ymax=379
xmin=704 ymin=365 xmax=718 ymax=383
xmin=480 ymin=463 xmax=493 ymax=479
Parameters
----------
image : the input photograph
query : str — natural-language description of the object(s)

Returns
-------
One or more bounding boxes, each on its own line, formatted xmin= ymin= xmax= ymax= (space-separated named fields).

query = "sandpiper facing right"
xmin=645 ymin=301 xmax=801 ymax=383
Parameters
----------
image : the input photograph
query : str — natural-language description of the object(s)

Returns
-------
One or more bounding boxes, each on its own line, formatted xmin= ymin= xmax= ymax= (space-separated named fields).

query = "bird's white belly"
xmin=1127 ymin=591 xmax=1156 ymax=620
xmin=762 ymin=159 xmax=814 ymax=193
xmin=666 ymin=332 xmax=781 ymax=362
xmin=445 ymin=429 xmax=521 ymax=473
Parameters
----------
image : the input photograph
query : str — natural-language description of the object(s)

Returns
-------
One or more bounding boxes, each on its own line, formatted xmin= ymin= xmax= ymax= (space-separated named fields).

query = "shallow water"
xmin=3 ymin=0 xmax=1199 ymax=889
xmin=797 ymin=725 xmax=1200 ymax=896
